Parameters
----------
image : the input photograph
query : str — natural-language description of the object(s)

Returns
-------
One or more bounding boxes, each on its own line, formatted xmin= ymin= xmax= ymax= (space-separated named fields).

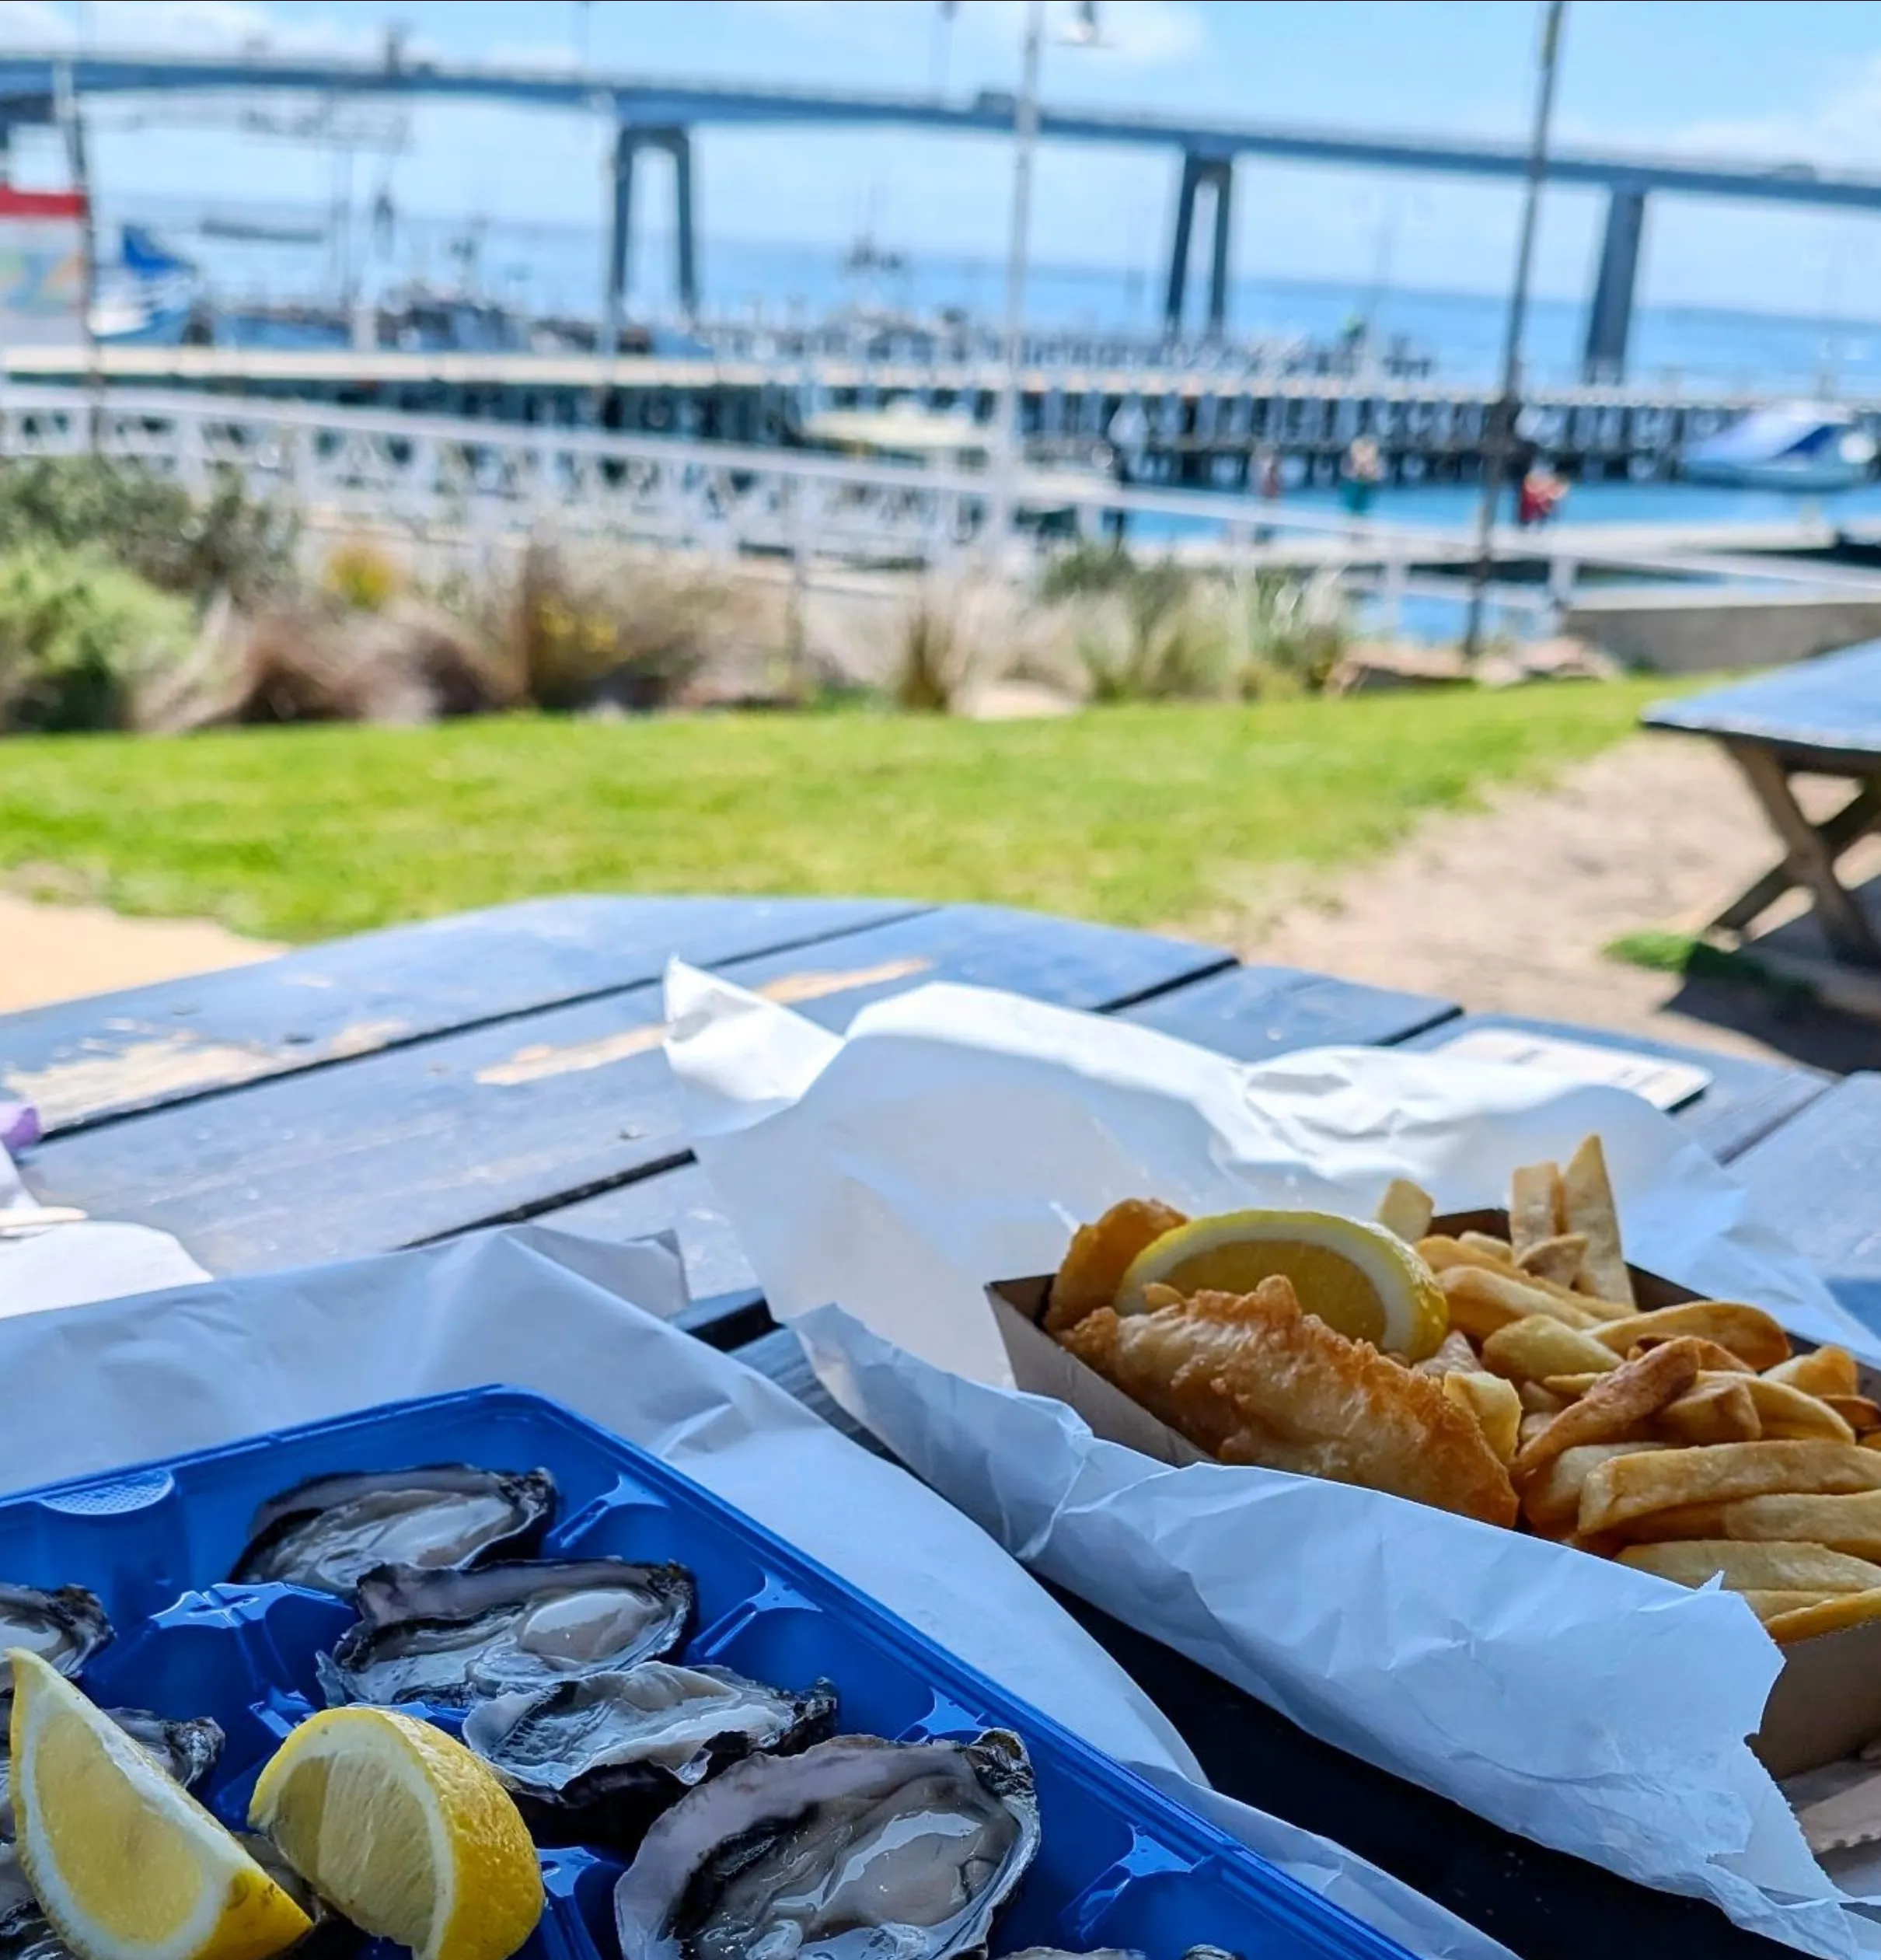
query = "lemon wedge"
xmin=249 ymin=1707 xmax=541 ymax=1960
xmin=8 ymin=1648 xmax=311 ymax=1960
xmin=1115 ymin=1208 xmax=1449 ymax=1360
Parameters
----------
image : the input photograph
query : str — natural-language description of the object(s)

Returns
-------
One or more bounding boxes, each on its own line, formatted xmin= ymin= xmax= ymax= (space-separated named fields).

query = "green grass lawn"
xmin=0 ymin=680 xmax=1686 ymax=943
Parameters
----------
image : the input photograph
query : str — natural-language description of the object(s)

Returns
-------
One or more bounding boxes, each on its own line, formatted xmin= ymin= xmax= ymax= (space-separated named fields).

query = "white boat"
xmin=1682 ymin=400 xmax=1878 ymax=491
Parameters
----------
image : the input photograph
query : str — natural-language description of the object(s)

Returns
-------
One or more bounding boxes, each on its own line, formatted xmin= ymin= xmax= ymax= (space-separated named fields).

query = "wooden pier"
xmin=4 ymin=345 xmax=1857 ymax=490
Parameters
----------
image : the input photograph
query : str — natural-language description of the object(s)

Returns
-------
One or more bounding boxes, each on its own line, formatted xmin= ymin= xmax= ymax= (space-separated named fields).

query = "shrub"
xmin=498 ymin=543 xmax=728 ymax=712
xmin=892 ymin=584 xmax=972 ymax=712
xmin=0 ymin=457 xmax=298 ymax=606
xmin=322 ymin=536 xmax=403 ymax=612
xmin=0 ymin=547 xmax=194 ymax=733
xmin=1243 ymin=570 xmax=1349 ymax=694
xmin=138 ymin=594 xmax=514 ymax=732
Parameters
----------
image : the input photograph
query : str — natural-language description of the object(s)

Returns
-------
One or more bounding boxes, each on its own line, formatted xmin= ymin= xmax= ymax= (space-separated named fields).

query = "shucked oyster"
xmin=614 ymin=1731 xmax=1041 ymax=1960
xmin=0 ymin=1843 xmax=58 ymax=1960
xmin=105 ymin=1708 xmax=225 ymax=1791
xmin=0 ymin=1706 xmax=223 ymax=1840
xmin=231 ymin=1465 xmax=556 ymax=1596
xmin=463 ymin=1662 xmax=837 ymax=1845
xmin=0 ymin=1714 xmax=229 ymax=1959
xmin=320 ymin=1558 xmax=695 ymax=1710
xmin=0 ymin=1590 xmax=110 ymax=1707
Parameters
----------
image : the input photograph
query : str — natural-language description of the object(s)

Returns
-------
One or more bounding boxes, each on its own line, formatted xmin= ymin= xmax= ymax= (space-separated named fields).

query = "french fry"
xmin=1738 ymin=1376 xmax=1856 ymax=1443
xmin=1611 ymin=1489 xmax=1881 ymax=1560
xmin=1513 ymin=1337 xmax=1705 ymax=1478
xmin=1417 ymin=1237 xmax=1628 ymax=1318
xmin=1480 ymin=1315 xmax=1621 ymax=1385
xmin=1437 ymin=1266 xmax=1603 ymax=1343
xmin=1518 ymin=1380 xmax=1566 ymax=1414
xmin=1517 ymin=1233 xmax=1590 ymax=1289
xmin=1518 ymin=1411 xmax=1555 ymax=1451
xmin=1827 ymin=1395 xmax=1881 ymax=1431
xmin=1764 ymin=1587 xmax=1881 ymax=1647
xmin=1562 ymin=1134 xmax=1635 ymax=1307
xmin=1635 ymin=1336 xmax=1751 ymax=1375
xmin=1415 ymin=1329 xmax=1480 ymax=1378
xmin=1375 ymin=1177 xmax=1435 ymax=1245
xmin=1591 ymin=1302 xmax=1790 ymax=1371
xmin=1509 ymin=1161 xmax=1562 ymax=1258
xmin=1458 ymin=1231 xmax=1517 ymax=1264
xmin=1579 ymin=1440 xmax=1881 ymax=1536
xmin=1618 ymin=1539 xmax=1881 ymax=1594
xmin=1521 ymin=1441 xmax=1670 ymax=1532
xmin=1657 ymin=1376 xmax=1762 ymax=1445
xmin=1764 ymin=1345 xmax=1860 ymax=1398
xmin=1443 ymin=1371 xmax=1522 ymax=1464
xmin=1741 ymin=1590 xmax=1838 ymax=1622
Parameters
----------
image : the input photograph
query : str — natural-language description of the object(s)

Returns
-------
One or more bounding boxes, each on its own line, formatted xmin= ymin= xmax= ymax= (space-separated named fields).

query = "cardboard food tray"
xmin=986 ymin=1208 xmax=1881 ymax=1818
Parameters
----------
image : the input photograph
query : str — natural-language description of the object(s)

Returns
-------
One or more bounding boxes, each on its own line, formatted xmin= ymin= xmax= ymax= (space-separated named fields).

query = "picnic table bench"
xmin=1646 ymin=639 xmax=1881 ymax=1006
xmin=2 ymin=893 xmax=1866 ymax=1960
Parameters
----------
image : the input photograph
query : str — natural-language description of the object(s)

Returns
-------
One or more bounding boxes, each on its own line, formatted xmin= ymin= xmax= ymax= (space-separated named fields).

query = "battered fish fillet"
xmin=1045 ymin=1197 xmax=1188 ymax=1334
xmin=1059 ymin=1280 xmax=1519 ymax=1527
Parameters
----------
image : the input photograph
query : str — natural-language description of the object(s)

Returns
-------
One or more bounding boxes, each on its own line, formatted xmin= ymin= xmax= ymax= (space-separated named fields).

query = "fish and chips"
xmin=1044 ymin=1134 xmax=1881 ymax=1649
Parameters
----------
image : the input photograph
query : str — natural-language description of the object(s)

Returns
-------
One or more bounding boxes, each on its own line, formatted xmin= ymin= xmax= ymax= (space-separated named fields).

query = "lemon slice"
xmin=8 ymin=1648 xmax=311 ymax=1960
xmin=249 ymin=1707 xmax=541 ymax=1960
xmin=1115 ymin=1208 xmax=1448 ymax=1360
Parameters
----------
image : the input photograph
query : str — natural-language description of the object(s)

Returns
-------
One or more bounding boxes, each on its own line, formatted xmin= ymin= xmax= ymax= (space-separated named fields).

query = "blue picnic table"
xmin=1 ymin=893 xmax=1861 ymax=1960
xmin=1646 ymin=638 xmax=1881 ymax=983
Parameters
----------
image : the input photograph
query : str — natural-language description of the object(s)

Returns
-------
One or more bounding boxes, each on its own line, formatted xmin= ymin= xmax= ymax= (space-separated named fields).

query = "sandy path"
xmin=1235 ymin=734 xmax=1880 ymax=1070
xmin=1 ymin=895 xmax=281 ymax=1015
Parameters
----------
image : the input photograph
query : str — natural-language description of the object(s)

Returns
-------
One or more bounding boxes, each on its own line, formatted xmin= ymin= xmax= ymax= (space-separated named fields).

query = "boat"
xmin=799 ymin=404 xmax=1113 ymax=538
xmin=90 ymin=225 xmax=201 ymax=345
xmin=198 ymin=214 xmax=326 ymax=246
xmin=1681 ymin=400 xmax=1879 ymax=491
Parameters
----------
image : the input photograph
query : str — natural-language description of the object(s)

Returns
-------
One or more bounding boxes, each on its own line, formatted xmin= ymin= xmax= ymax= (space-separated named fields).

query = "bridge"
xmin=2 ymin=47 xmax=1877 ymax=381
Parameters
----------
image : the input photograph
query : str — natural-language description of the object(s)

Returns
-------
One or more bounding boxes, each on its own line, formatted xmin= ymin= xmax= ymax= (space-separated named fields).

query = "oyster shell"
xmin=0 ymin=1706 xmax=223 ymax=1840
xmin=231 ymin=1465 xmax=556 ymax=1596
xmin=463 ymin=1662 xmax=837 ymax=1846
xmin=0 ymin=1715 xmax=230 ymax=1958
xmin=0 ymin=1843 xmax=61 ymax=1960
xmin=0 ymin=1589 xmax=110 ymax=1706
xmin=320 ymin=1558 xmax=695 ymax=1710
xmin=613 ymin=1730 xmax=1041 ymax=1960
xmin=1004 ymin=1951 xmax=1143 ymax=1960
xmin=104 ymin=1708 xmax=225 ymax=1792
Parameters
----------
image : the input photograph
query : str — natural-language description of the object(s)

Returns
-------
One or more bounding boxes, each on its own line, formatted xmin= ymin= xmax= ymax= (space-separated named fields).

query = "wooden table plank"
xmin=1 ymin=895 xmax=923 ymax=1136
xmin=1643 ymin=638 xmax=1881 ymax=770
xmin=1726 ymin=1072 xmax=1881 ymax=1337
xmin=696 ymin=905 xmax=1233 ymax=1030
xmin=1115 ymin=963 xmax=1456 ymax=1059
xmin=20 ymin=908 xmax=1223 ymax=1276
xmin=1401 ymin=1011 xmax=1829 ymax=1162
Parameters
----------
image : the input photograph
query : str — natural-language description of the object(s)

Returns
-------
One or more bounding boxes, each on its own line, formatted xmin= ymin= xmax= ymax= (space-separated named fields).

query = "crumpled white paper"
xmin=0 ymin=1224 xmax=1506 ymax=1960
xmin=665 ymin=963 xmax=1881 ymax=1960
xmin=0 ymin=1141 xmax=210 ymax=1318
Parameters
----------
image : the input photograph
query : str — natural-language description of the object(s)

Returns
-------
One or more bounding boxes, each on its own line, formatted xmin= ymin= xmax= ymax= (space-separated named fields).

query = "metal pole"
xmin=53 ymin=61 xmax=101 ymax=455
xmin=1463 ymin=0 xmax=1565 ymax=661
xmin=988 ymin=0 xmax=1044 ymax=561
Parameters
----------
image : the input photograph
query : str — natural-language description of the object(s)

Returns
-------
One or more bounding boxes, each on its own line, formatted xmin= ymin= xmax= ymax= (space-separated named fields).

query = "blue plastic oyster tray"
xmin=0 ymin=1385 xmax=1415 ymax=1960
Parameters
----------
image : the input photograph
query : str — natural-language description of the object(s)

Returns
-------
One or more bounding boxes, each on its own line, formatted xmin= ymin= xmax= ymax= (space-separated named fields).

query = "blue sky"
xmin=7 ymin=1 xmax=1881 ymax=316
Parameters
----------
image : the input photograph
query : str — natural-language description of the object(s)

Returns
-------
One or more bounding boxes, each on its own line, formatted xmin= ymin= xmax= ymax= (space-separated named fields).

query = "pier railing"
xmin=2 ymin=383 xmax=1877 ymax=631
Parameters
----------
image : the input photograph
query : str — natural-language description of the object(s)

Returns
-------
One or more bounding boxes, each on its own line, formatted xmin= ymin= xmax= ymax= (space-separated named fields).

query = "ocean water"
xmin=101 ymin=194 xmax=1881 ymax=400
